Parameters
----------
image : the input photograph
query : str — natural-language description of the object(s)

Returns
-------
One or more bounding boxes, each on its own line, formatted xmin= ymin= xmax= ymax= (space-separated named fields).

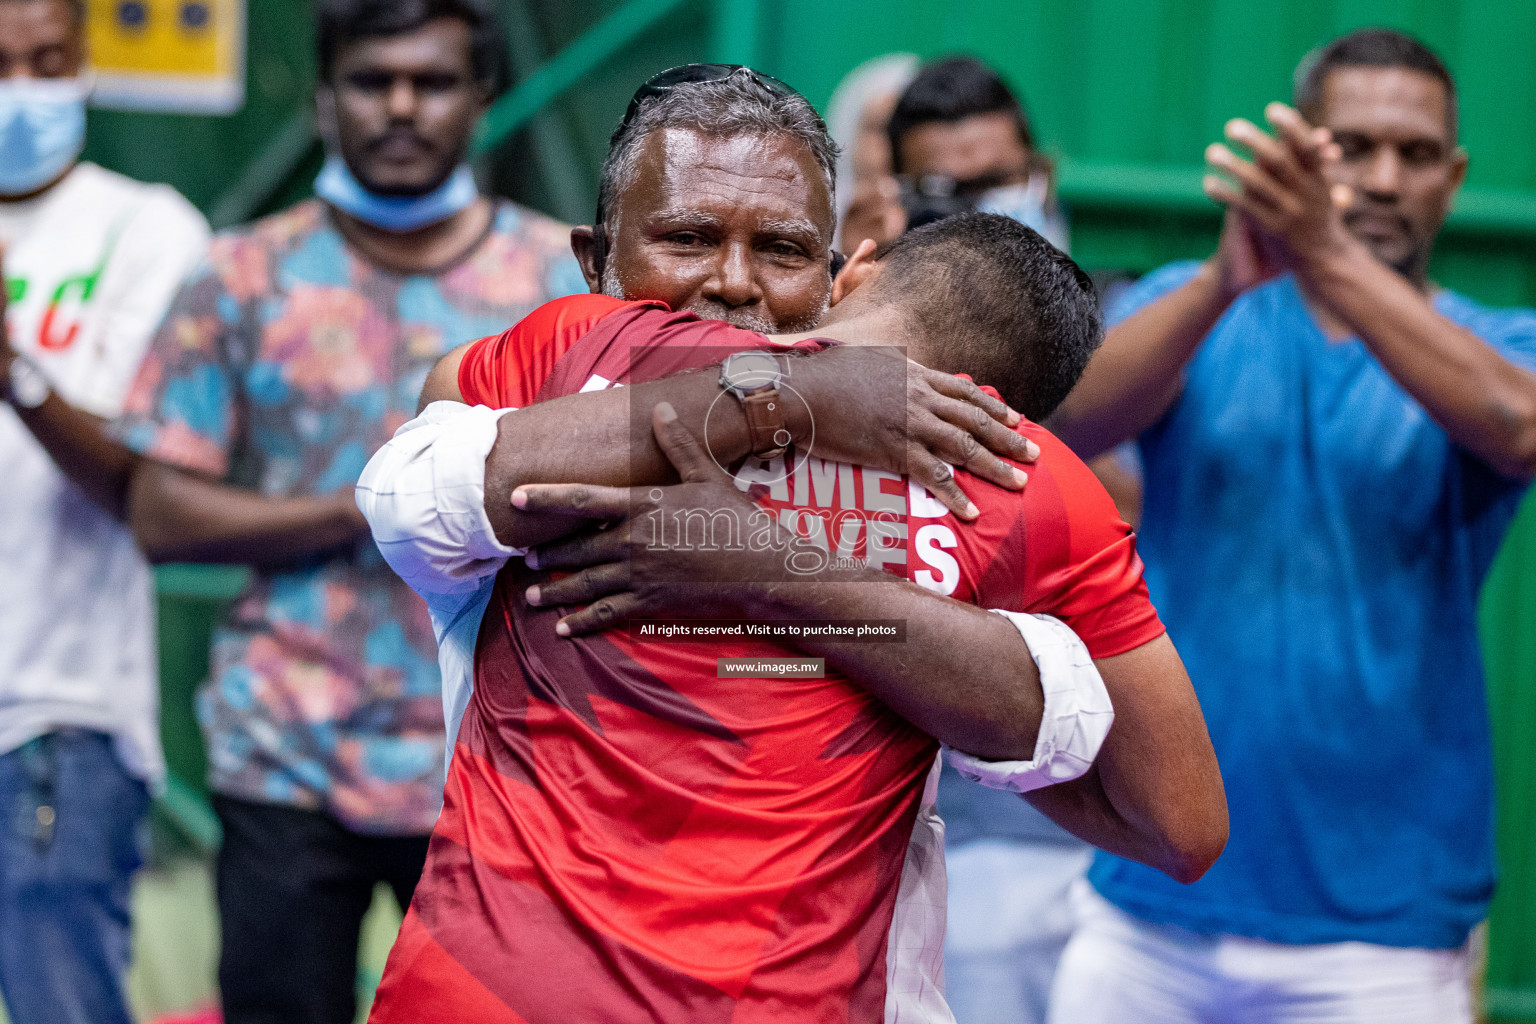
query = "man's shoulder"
xmin=61 ymin=162 xmax=209 ymax=237
xmin=502 ymin=293 xmax=663 ymax=358
xmin=1018 ymin=423 xmax=1124 ymax=522
xmin=458 ymin=295 xmax=648 ymax=407
xmin=962 ymin=421 xmax=1161 ymax=656
xmin=957 ymin=420 xmax=1129 ymax=559
xmin=198 ymin=199 xmax=328 ymax=296
xmin=1104 ymin=261 xmax=1206 ymax=326
xmin=212 ymin=198 xmax=326 ymax=253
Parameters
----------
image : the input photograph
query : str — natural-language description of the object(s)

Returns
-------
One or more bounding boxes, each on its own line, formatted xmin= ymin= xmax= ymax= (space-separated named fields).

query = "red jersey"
xmin=369 ymin=295 xmax=1163 ymax=1024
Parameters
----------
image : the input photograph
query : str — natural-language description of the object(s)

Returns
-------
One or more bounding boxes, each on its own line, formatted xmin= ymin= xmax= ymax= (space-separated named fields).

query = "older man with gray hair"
xmin=358 ymin=64 xmax=1223 ymax=1023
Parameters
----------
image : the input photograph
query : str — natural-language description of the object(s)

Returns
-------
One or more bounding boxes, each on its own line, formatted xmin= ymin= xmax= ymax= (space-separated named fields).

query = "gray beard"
xmin=602 ymin=263 xmax=827 ymax=334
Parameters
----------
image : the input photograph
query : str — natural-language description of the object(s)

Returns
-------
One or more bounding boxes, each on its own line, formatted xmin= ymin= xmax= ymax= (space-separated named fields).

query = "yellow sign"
xmin=88 ymin=0 xmax=245 ymax=113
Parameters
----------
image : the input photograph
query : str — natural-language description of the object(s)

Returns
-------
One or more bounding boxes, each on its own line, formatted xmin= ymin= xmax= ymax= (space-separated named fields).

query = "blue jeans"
xmin=0 ymin=730 xmax=149 ymax=1024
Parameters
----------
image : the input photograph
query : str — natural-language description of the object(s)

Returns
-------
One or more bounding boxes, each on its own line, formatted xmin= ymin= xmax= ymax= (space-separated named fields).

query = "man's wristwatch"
xmin=4 ymin=353 xmax=51 ymax=410
xmin=719 ymin=351 xmax=791 ymax=460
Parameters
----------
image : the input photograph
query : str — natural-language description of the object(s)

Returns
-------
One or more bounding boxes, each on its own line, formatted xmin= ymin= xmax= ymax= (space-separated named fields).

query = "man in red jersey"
xmin=361 ymin=212 xmax=1226 ymax=1023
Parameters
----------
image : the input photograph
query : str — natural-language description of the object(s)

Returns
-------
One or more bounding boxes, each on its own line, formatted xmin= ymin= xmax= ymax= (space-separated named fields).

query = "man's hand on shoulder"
xmin=790 ymin=344 xmax=1040 ymax=519
xmin=514 ymin=402 xmax=798 ymax=635
xmin=1202 ymin=102 xmax=1363 ymax=286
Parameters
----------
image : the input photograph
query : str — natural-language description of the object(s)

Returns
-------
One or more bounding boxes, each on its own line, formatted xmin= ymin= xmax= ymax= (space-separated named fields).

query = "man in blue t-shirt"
xmin=1047 ymin=28 xmax=1536 ymax=1024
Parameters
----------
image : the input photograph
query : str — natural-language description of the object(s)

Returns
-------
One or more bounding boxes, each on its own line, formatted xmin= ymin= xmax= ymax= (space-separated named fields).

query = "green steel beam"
xmin=155 ymin=564 xmax=252 ymax=601
xmin=208 ymin=109 xmax=318 ymax=230
xmin=473 ymin=0 xmax=693 ymax=157
xmin=498 ymin=0 xmax=594 ymax=224
xmin=1057 ymin=160 xmax=1210 ymax=216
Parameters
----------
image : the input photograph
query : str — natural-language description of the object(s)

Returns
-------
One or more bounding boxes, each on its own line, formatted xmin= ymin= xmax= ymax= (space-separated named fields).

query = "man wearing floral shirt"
xmin=25 ymin=0 xmax=582 ymax=1019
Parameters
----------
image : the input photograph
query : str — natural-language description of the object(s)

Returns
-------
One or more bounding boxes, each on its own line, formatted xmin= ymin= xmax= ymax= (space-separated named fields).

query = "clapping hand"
xmin=1202 ymin=102 xmax=1358 ymax=295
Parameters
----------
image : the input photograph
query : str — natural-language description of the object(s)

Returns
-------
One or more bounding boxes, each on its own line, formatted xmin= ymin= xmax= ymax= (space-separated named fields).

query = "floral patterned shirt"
xmin=119 ymin=199 xmax=585 ymax=833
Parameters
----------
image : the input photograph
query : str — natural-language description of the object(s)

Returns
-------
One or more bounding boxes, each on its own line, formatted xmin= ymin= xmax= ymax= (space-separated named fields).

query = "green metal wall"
xmin=78 ymin=0 xmax=1536 ymax=1014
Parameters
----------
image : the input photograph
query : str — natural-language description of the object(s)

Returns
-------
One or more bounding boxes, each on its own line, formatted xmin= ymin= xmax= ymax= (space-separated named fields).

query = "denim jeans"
xmin=0 ymin=730 xmax=149 ymax=1024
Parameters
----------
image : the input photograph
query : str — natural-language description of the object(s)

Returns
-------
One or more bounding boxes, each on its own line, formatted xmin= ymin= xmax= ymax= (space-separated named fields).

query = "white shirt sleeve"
xmin=944 ymin=610 xmax=1114 ymax=793
xmin=71 ymin=182 xmax=211 ymax=417
xmin=356 ymin=400 xmax=523 ymax=598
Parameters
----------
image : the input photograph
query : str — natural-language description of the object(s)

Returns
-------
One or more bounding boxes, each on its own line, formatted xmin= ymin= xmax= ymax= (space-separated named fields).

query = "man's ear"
xmin=830 ymin=238 xmax=882 ymax=307
xmin=1449 ymin=146 xmax=1470 ymax=191
xmin=570 ymin=225 xmax=604 ymax=293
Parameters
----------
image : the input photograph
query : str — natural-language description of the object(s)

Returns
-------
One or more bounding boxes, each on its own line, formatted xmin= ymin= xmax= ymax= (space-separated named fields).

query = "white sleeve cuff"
xmin=356 ymin=400 xmax=523 ymax=597
xmin=944 ymin=611 xmax=1114 ymax=793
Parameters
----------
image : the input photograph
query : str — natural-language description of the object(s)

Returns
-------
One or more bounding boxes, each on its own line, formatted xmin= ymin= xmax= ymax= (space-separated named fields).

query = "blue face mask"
xmin=0 ymin=77 xmax=88 ymax=197
xmin=314 ymin=155 xmax=479 ymax=233
xmin=977 ymin=175 xmax=1071 ymax=253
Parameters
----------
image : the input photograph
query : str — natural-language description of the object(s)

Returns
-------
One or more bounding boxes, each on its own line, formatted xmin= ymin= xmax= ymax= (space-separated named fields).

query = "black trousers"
xmin=213 ymin=795 xmax=430 ymax=1024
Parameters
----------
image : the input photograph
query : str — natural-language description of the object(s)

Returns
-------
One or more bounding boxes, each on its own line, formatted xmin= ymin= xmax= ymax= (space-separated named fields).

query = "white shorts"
xmin=944 ymin=838 xmax=1093 ymax=1024
xmin=1047 ymin=881 xmax=1474 ymax=1024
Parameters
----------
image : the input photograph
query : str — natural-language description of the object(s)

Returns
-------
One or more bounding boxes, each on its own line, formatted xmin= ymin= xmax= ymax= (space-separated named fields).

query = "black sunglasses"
xmin=620 ymin=63 xmax=800 ymax=131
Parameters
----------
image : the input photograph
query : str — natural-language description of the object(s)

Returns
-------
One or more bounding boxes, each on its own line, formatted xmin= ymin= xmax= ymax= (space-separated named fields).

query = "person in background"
xmin=0 ymin=0 xmax=210 ymax=1020
xmin=850 ymin=54 xmax=1119 ymax=1024
xmin=841 ymin=55 xmax=1068 ymax=255
xmin=824 ymin=52 xmax=917 ymax=251
xmin=359 ymin=65 xmax=1227 ymax=1023
xmin=1047 ymin=29 xmax=1536 ymax=1023
xmin=878 ymin=57 xmax=1143 ymax=534
xmin=12 ymin=0 xmax=583 ymax=1019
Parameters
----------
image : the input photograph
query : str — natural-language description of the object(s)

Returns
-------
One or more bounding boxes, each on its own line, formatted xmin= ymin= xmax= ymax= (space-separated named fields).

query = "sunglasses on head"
xmin=620 ymin=63 xmax=800 ymax=131
xmin=595 ymin=63 xmax=806 ymax=230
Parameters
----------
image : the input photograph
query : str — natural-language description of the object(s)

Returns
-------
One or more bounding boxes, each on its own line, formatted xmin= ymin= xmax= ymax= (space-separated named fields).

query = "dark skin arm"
xmin=127 ymin=461 xmax=367 ymax=566
xmin=1025 ymin=634 xmax=1226 ymax=883
xmin=519 ymin=405 xmax=1230 ymax=881
xmin=519 ymin=402 xmax=1044 ymax=760
xmin=1054 ymin=104 xmax=1536 ymax=478
xmin=3 ymin=326 xmax=368 ymax=569
xmin=420 ymin=339 xmax=1040 ymax=553
xmin=1208 ymin=105 xmax=1536 ymax=480
xmin=2 ymin=389 xmax=139 ymax=517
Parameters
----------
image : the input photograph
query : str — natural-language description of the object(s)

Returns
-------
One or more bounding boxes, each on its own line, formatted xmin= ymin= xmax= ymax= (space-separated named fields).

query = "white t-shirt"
xmin=0 ymin=161 xmax=210 ymax=784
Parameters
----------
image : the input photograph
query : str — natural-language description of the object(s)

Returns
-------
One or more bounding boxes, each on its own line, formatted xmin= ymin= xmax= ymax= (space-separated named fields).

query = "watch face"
xmin=722 ymin=351 xmax=782 ymax=391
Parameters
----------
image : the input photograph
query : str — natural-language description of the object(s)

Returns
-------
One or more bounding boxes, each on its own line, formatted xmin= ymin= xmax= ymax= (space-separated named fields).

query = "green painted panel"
xmin=83 ymin=0 xmax=320 ymax=216
xmin=1482 ymin=492 xmax=1536 ymax=1022
xmin=74 ymin=0 xmax=1536 ymax=1005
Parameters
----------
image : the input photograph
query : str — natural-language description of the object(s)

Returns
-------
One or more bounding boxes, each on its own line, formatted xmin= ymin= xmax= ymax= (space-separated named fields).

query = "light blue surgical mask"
xmin=977 ymin=174 xmax=1071 ymax=254
xmin=314 ymin=155 xmax=478 ymax=233
xmin=0 ymin=77 xmax=88 ymax=197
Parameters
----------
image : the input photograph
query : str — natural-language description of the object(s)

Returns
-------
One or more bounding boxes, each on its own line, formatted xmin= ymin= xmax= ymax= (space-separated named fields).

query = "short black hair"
xmin=886 ymin=57 xmax=1035 ymax=175
xmin=317 ymin=0 xmax=507 ymax=93
xmin=1294 ymin=28 xmax=1457 ymax=139
xmin=871 ymin=213 xmax=1101 ymax=422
